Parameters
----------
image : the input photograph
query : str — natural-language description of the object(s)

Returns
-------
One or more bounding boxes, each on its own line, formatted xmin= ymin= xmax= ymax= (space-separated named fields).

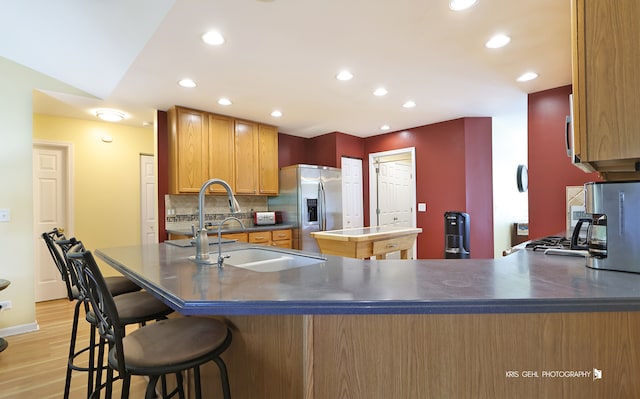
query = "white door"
xmin=341 ymin=157 xmax=364 ymax=229
xmin=140 ymin=154 xmax=158 ymax=244
xmin=33 ymin=142 xmax=72 ymax=301
xmin=369 ymin=148 xmax=417 ymax=259
xmin=377 ymin=160 xmax=413 ymax=228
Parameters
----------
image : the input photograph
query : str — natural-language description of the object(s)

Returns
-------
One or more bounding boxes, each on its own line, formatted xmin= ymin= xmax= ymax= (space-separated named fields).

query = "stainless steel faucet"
xmin=215 ymin=216 xmax=245 ymax=267
xmin=194 ymin=178 xmax=241 ymax=262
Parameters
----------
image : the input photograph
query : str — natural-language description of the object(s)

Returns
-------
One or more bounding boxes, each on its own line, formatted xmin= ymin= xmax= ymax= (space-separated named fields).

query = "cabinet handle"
xmin=565 ymin=115 xmax=572 ymax=158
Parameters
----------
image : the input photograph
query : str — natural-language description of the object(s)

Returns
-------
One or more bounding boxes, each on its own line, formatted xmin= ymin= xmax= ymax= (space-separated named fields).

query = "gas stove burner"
xmin=525 ymin=235 xmax=580 ymax=252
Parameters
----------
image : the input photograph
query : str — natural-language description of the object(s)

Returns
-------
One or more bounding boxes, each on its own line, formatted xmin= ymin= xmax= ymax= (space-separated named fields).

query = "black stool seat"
xmin=115 ymin=317 xmax=230 ymax=373
xmin=86 ymin=290 xmax=172 ymax=326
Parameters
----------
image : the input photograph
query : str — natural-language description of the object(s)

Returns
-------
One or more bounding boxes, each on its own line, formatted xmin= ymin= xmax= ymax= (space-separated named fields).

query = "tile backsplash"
xmin=165 ymin=194 xmax=269 ymax=232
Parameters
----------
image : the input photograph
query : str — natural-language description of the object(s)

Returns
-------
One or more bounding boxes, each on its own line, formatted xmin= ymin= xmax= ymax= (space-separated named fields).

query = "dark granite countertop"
xmin=95 ymin=242 xmax=640 ymax=316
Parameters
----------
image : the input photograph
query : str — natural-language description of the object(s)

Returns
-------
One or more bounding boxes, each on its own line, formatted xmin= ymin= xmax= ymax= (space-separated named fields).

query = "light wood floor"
xmin=0 ymin=299 xmax=148 ymax=398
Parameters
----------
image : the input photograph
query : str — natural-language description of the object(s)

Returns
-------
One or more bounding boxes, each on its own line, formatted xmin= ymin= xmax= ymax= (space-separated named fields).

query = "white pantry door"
xmin=341 ymin=157 xmax=364 ymax=229
xmin=140 ymin=154 xmax=158 ymax=244
xmin=33 ymin=142 xmax=72 ymax=301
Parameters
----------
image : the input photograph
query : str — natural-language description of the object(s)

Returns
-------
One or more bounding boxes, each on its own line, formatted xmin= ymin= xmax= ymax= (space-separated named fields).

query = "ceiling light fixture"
xmin=402 ymin=101 xmax=416 ymax=108
xmin=336 ymin=70 xmax=353 ymax=81
xmin=486 ymin=34 xmax=511 ymax=49
xmin=517 ymin=72 xmax=539 ymax=82
xmin=449 ymin=0 xmax=478 ymax=11
xmin=178 ymin=78 xmax=197 ymax=88
xmin=381 ymin=125 xmax=390 ymax=131
xmin=101 ymin=135 xmax=113 ymax=143
xmin=373 ymin=88 xmax=388 ymax=96
xmin=218 ymin=98 xmax=232 ymax=106
xmin=202 ymin=31 xmax=225 ymax=46
xmin=271 ymin=110 xmax=283 ymax=117
xmin=95 ymin=109 xmax=124 ymax=122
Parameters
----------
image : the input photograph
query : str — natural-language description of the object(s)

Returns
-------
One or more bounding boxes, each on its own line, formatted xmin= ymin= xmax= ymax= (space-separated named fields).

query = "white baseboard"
xmin=0 ymin=322 xmax=39 ymax=337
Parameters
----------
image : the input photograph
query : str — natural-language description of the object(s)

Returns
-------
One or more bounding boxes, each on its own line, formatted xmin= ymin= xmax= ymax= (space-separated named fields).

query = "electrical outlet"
xmin=0 ymin=209 xmax=9 ymax=222
xmin=0 ymin=300 xmax=11 ymax=310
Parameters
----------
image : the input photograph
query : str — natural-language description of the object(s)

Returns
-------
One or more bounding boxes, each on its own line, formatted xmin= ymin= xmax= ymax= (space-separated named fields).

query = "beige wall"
xmin=33 ymin=114 xmax=154 ymax=262
xmin=0 ymin=56 xmax=155 ymax=336
xmin=0 ymin=57 xmax=88 ymax=334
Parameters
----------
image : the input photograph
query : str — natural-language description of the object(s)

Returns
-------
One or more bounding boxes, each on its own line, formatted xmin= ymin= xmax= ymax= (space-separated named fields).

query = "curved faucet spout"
xmin=216 ymin=216 xmax=246 ymax=267
xmin=195 ymin=178 xmax=241 ymax=261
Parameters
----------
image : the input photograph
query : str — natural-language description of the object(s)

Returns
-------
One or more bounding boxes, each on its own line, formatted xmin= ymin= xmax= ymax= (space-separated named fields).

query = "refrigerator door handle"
xmin=318 ymin=181 xmax=326 ymax=231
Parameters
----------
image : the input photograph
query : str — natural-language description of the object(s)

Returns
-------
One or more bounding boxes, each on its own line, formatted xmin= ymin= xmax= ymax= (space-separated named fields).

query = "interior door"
xmin=140 ymin=154 xmax=158 ymax=244
xmin=377 ymin=160 xmax=413 ymax=227
xmin=341 ymin=157 xmax=364 ymax=229
xmin=33 ymin=143 xmax=70 ymax=301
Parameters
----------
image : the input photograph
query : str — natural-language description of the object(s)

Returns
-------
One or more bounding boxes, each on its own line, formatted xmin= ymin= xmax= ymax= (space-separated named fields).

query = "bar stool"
xmin=67 ymin=244 xmax=232 ymax=399
xmin=0 ymin=279 xmax=9 ymax=352
xmin=42 ymin=230 xmax=173 ymax=399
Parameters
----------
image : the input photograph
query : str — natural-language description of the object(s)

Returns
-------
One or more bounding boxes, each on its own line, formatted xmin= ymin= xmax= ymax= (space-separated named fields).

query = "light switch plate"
xmin=418 ymin=203 xmax=426 ymax=212
xmin=0 ymin=209 xmax=9 ymax=222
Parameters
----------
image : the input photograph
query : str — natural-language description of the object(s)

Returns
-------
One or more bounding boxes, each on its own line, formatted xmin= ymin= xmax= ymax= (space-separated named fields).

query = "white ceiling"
xmin=2 ymin=0 xmax=571 ymax=138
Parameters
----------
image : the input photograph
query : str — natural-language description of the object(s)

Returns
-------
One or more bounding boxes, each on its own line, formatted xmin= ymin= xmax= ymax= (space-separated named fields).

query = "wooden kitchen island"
xmin=96 ymin=242 xmax=640 ymax=399
xmin=310 ymin=226 xmax=422 ymax=259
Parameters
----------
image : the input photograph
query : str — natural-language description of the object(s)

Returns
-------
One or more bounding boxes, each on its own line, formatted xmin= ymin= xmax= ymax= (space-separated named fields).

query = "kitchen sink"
xmin=221 ymin=247 xmax=326 ymax=272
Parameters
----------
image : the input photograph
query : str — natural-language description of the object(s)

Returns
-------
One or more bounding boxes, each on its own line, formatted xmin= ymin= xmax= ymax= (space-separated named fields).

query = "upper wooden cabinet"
xmin=168 ymin=107 xmax=208 ymax=194
xmin=168 ymin=106 xmax=279 ymax=195
xmin=571 ymin=0 xmax=640 ymax=179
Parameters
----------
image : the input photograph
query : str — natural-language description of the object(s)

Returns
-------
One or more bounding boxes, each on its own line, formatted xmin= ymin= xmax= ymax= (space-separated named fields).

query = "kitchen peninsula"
xmin=96 ymin=242 xmax=640 ymax=399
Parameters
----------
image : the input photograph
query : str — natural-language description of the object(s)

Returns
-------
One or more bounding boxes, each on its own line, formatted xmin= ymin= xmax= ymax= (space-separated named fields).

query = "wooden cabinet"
xmin=168 ymin=107 xmax=208 ymax=193
xmin=221 ymin=232 xmax=248 ymax=242
xmin=168 ymin=106 xmax=279 ymax=194
xmin=248 ymin=229 xmax=292 ymax=248
xmin=571 ymin=0 xmax=640 ymax=179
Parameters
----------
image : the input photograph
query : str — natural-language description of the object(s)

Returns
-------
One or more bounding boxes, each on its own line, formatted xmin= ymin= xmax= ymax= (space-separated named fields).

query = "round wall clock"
xmin=517 ymin=164 xmax=528 ymax=193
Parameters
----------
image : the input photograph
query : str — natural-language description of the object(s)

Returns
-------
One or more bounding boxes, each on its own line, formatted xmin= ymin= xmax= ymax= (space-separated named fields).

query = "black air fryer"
xmin=444 ymin=211 xmax=470 ymax=259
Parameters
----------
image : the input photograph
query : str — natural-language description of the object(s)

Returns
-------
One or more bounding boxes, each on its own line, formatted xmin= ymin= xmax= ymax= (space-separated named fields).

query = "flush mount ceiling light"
xmin=373 ymin=88 xmax=388 ymax=96
xmin=217 ymin=98 xmax=232 ymax=106
xmin=271 ymin=110 xmax=283 ymax=117
xmin=486 ymin=34 xmax=511 ymax=49
xmin=402 ymin=101 xmax=416 ymax=108
xmin=201 ymin=31 xmax=225 ymax=46
xmin=449 ymin=0 xmax=478 ymax=11
xmin=517 ymin=72 xmax=539 ymax=82
xmin=178 ymin=78 xmax=197 ymax=88
xmin=381 ymin=125 xmax=390 ymax=131
xmin=95 ymin=109 xmax=124 ymax=122
xmin=336 ymin=70 xmax=353 ymax=81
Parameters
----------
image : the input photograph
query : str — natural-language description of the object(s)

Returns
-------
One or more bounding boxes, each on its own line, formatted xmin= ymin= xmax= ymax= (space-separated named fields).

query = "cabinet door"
xmin=574 ymin=0 xmax=640 ymax=166
xmin=258 ymin=124 xmax=279 ymax=194
xmin=208 ymin=114 xmax=235 ymax=193
xmin=234 ymin=120 xmax=258 ymax=194
xmin=249 ymin=231 xmax=271 ymax=244
xmin=169 ymin=107 xmax=208 ymax=193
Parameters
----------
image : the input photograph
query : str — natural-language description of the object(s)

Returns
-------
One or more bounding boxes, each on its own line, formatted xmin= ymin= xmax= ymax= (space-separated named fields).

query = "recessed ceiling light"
xmin=449 ymin=0 xmax=478 ymax=11
xmin=486 ymin=34 xmax=511 ymax=49
xmin=202 ymin=31 xmax=225 ymax=46
xmin=381 ymin=125 xmax=390 ymax=131
xmin=95 ymin=109 xmax=124 ymax=122
xmin=178 ymin=79 xmax=197 ymax=88
xmin=271 ymin=110 xmax=283 ymax=117
xmin=336 ymin=70 xmax=353 ymax=81
xmin=402 ymin=101 xmax=416 ymax=108
xmin=517 ymin=72 xmax=539 ymax=82
xmin=142 ymin=121 xmax=153 ymax=127
xmin=218 ymin=98 xmax=232 ymax=106
xmin=101 ymin=135 xmax=113 ymax=143
xmin=373 ymin=88 xmax=388 ymax=96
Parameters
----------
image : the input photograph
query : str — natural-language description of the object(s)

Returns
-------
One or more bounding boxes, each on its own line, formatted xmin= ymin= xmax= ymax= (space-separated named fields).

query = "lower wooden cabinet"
xmin=248 ymin=229 xmax=292 ymax=248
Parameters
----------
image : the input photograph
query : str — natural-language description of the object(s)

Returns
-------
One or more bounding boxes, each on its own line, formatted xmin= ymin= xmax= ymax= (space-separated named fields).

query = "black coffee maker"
xmin=444 ymin=211 xmax=470 ymax=259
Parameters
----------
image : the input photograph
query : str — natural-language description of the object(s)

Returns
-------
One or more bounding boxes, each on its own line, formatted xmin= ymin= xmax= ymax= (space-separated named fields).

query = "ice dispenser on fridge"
xmin=584 ymin=181 xmax=640 ymax=273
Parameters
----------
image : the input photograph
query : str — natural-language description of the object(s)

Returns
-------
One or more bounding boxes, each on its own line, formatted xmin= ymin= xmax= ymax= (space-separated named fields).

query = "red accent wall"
xmin=278 ymin=133 xmax=307 ymax=168
xmin=306 ymin=133 xmax=338 ymax=167
xmin=527 ymin=85 xmax=601 ymax=239
xmin=157 ymin=110 xmax=169 ymax=242
xmin=364 ymin=118 xmax=494 ymax=259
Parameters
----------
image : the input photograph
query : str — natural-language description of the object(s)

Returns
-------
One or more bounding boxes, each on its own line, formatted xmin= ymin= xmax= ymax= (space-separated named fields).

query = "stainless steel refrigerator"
xmin=268 ymin=164 xmax=342 ymax=253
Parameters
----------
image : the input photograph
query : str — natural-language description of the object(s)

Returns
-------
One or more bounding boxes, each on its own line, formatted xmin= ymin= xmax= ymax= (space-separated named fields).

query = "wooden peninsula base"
xmin=196 ymin=311 xmax=640 ymax=399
